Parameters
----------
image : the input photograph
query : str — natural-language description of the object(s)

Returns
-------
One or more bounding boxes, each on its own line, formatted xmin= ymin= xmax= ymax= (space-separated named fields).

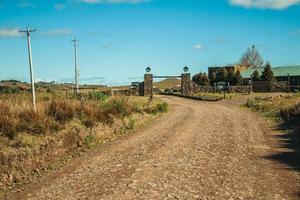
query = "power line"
xmin=19 ymin=25 xmax=37 ymax=111
xmin=71 ymin=38 xmax=79 ymax=95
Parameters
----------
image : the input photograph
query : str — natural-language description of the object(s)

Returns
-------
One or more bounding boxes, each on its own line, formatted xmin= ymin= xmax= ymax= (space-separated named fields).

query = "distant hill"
xmin=0 ymin=81 xmax=108 ymax=93
xmin=154 ymin=78 xmax=181 ymax=90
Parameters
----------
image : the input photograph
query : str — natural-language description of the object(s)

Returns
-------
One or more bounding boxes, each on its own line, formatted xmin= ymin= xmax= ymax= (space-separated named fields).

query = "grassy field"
xmin=0 ymin=93 xmax=167 ymax=191
xmin=196 ymin=92 xmax=247 ymax=100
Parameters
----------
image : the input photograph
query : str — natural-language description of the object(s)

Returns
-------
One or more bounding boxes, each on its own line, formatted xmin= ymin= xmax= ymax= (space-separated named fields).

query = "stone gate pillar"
xmin=144 ymin=67 xmax=153 ymax=97
xmin=181 ymin=66 xmax=191 ymax=96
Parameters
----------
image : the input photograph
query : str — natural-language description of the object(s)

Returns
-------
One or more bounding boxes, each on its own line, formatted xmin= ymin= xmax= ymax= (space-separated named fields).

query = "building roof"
xmin=241 ymin=65 xmax=300 ymax=78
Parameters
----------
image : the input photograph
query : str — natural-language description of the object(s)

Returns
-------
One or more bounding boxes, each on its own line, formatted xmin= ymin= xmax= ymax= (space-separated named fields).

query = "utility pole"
xmin=71 ymin=38 xmax=79 ymax=95
xmin=19 ymin=25 xmax=37 ymax=111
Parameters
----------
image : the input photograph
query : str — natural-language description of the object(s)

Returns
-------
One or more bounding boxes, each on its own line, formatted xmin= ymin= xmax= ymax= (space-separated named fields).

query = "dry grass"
xmin=245 ymin=93 xmax=300 ymax=134
xmin=0 ymin=94 xmax=168 ymax=140
xmin=245 ymin=93 xmax=300 ymax=121
xmin=0 ymin=93 xmax=168 ymax=192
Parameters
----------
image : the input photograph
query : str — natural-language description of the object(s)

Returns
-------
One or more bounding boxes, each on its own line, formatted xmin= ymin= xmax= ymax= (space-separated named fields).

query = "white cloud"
xmin=78 ymin=0 xmax=149 ymax=4
xmin=41 ymin=29 xmax=73 ymax=36
xmin=0 ymin=28 xmax=22 ymax=38
xmin=192 ymin=44 xmax=204 ymax=50
xmin=290 ymin=29 xmax=300 ymax=35
xmin=54 ymin=3 xmax=65 ymax=10
xmin=229 ymin=0 xmax=300 ymax=10
xmin=18 ymin=2 xmax=37 ymax=8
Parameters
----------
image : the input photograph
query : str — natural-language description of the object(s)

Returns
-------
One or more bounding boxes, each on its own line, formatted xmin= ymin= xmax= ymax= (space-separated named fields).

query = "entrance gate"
xmin=140 ymin=66 xmax=191 ymax=96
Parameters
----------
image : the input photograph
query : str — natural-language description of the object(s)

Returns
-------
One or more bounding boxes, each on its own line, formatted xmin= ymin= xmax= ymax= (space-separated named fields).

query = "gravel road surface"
xmin=6 ymin=96 xmax=300 ymax=200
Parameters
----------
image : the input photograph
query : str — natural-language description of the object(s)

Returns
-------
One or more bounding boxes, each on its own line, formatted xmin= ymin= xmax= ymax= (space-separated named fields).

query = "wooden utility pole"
xmin=19 ymin=25 xmax=37 ymax=111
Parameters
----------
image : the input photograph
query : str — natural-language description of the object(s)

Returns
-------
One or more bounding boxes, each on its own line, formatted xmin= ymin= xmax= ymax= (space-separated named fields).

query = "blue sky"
xmin=0 ymin=0 xmax=300 ymax=85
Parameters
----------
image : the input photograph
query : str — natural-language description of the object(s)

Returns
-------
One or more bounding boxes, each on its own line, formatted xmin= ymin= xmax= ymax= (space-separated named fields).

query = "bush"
xmin=156 ymin=102 xmax=168 ymax=113
xmin=103 ymin=97 xmax=133 ymax=118
xmin=48 ymin=100 xmax=76 ymax=123
xmin=0 ymin=103 xmax=17 ymax=139
xmin=17 ymin=109 xmax=49 ymax=135
xmin=0 ymin=115 xmax=17 ymax=139
xmin=84 ymin=134 xmax=96 ymax=149
xmin=87 ymin=92 xmax=107 ymax=101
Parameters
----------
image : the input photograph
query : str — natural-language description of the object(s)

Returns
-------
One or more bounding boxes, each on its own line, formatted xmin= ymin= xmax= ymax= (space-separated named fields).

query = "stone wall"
xmin=190 ymin=82 xmax=215 ymax=93
xmin=190 ymin=81 xmax=252 ymax=93
xmin=228 ymin=86 xmax=252 ymax=93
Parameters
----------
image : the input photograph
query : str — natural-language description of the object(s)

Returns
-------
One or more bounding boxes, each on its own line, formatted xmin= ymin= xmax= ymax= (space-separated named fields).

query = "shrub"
xmin=126 ymin=116 xmax=135 ymax=130
xmin=104 ymin=97 xmax=133 ymax=118
xmin=0 ymin=115 xmax=17 ymax=139
xmin=156 ymin=102 xmax=168 ymax=113
xmin=0 ymin=103 xmax=17 ymax=139
xmin=84 ymin=134 xmax=96 ymax=149
xmin=82 ymin=118 xmax=96 ymax=129
xmin=17 ymin=109 xmax=49 ymax=134
xmin=87 ymin=92 xmax=107 ymax=101
xmin=47 ymin=100 xmax=76 ymax=123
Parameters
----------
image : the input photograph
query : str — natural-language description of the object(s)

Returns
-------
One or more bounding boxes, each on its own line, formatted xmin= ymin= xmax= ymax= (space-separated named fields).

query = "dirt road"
xmin=6 ymin=96 xmax=300 ymax=200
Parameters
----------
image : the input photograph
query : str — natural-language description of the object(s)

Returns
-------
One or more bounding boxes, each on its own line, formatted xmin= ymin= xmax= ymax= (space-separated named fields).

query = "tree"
xmin=227 ymin=69 xmax=235 ymax=85
xmin=240 ymin=45 xmax=264 ymax=69
xmin=251 ymin=70 xmax=260 ymax=81
xmin=261 ymin=62 xmax=276 ymax=82
xmin=234 ymin=70 xmax=244 ymax=85
xmin=192 ymin=72 xmax=210 ymax=86
xmin=228 ymin=70 xmax=244 ymax=85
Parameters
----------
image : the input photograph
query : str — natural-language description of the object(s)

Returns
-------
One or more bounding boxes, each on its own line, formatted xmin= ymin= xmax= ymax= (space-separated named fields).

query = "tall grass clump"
xmin=280 ymin=103 xmax=300 ymax=126
xmin=47 ymin=100 xmax=76 ymax=123
xmin=102 ymin=96 xmax=133 ymax=119
xmin=0 ymin=102 xmax=17 ymax=139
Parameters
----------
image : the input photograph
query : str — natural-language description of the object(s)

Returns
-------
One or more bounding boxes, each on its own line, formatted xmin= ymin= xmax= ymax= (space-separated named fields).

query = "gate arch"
xmin=140 ymin=66 xmax=191 ymax=96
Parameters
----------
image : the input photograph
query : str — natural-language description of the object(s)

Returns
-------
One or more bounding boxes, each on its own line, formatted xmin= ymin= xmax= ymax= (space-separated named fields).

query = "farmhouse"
xmin=241 ymin=65 xmax=300 ymax=85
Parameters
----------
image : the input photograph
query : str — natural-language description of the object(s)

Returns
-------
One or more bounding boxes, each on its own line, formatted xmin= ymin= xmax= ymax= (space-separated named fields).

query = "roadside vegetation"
xmin=245 ymin=93 xmax=300 ymax=124
xmin=196 ymin=92 xmax=245 ymax=101
xmin=0 ymin=92 xmax=168 ymax=191
xmin=245 ymin=93 xmax=300 ymax=174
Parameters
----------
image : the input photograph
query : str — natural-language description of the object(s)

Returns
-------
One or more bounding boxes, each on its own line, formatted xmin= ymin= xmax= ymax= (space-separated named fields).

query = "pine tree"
xmin=251 ymin=70 xmax=260 ymax=81
xmin=261 ymin=63 xmax=276 ymax=82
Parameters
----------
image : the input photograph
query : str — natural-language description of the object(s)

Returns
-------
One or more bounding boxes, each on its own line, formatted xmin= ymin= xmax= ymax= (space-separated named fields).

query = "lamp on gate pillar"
xmin=183 ymin=66 xmax=189 ymax=73
xmin=146 ymin=66 xmax=151 ymax=73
